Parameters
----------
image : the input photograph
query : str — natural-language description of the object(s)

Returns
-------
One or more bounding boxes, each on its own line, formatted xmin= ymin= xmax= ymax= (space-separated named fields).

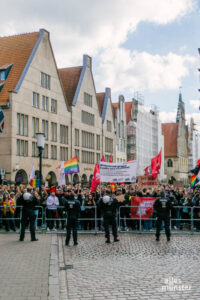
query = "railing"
xmin=0 ymin=205 xmax=200 ymax=235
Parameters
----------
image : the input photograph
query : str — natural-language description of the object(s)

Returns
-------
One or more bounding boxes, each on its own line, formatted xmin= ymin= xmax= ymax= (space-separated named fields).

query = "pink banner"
xmin=130 ymin=197 xmax=157 ymax=219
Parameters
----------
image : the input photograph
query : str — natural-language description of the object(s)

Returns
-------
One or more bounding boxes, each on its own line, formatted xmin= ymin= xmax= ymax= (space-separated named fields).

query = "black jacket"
xmin=64 ymin=199 xmax=81 ymax=219
xmin=153 ymin=197 xmax=172 ymax=217
xmin=18 ymin=192 xmax=39 ymax=211
xmin=98 ymin=197 xmax=118 ymax=217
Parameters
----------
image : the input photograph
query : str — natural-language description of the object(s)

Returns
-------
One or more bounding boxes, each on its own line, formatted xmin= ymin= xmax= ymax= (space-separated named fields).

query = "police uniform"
xmin=19 ymin=190 xmax=39 ymax=241
xmin=153 ymin=194 xmax=172 ymax=241
xmin=64 ymin=194 xmax=80 ymax=246
xmin=98 ymin=193 xmax=119 ymax=243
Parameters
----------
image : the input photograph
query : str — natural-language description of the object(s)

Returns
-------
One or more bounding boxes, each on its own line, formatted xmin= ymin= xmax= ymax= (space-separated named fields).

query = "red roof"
xmin=125 ymin=102 xmax=133 ymax=124
xmin=0 ymin=32 xmax=40 ymax=106
xmin=59 ymin=66 xmax=82 ymax=106
xmin=162 ymin=123 xmax=178 ymax=157
xmin=112 ymin=102 xmax=118 ymax=118
xmin=96 ymin=92 xmax=105 ymax=116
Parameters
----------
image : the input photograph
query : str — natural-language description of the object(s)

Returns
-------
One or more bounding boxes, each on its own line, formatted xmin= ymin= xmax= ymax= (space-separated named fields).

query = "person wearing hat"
xmin=18 ymin=187 xmax=39 ymax=241
xmin=98 ymin=190 xmax=119 ymax=244
xmin=64 ymin=191 xmax=80 ymax=246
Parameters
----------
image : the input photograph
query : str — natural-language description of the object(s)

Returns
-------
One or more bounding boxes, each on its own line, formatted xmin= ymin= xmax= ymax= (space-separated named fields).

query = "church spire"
xmin=176 ymin=87 xmax=185 ymax=123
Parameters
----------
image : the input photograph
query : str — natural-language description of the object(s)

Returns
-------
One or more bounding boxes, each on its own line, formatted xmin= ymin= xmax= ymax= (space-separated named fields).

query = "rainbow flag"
xmin=190 ymin=174 xmax=198 ymax=188
xmin=57 ymin=156 xmax=79 ymax=175
xmin=30 ymin=179 xmax=41 ymax=187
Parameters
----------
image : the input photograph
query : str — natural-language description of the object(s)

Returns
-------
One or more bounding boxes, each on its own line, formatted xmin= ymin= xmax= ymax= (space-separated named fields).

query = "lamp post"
xmin=36 ymin=133 xmax=45 ymax=196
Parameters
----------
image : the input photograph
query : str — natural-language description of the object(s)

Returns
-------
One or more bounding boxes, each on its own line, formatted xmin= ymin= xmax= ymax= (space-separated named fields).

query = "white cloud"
xmin=190 ymin=100 xmax=200 ymax=109
xmin=96 ymin=49 xmax=196 ymax=92
xmin=0 ymin=0 xmax=197 ymax=95
xmin=159 ymin=110 xmax=177 ymax=123
xmin=0 ymin=0 xmax=196 ymax=65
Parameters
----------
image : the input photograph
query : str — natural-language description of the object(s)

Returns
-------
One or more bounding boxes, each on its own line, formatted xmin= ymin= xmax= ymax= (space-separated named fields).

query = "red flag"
xmin=90 ymin=164 xmax=100 ymax=193
xmin=50 ymin=186 xmax=56 ymax=193
xmin=151 ymin=149 xmax=162 ymax=179
xmin=100 ymin=156 xmax=105 ymax=162
xmin=127 ymin=159 xmax=134 ymax=162
xmin=144 ymin=165 xmax=151 ymax=175
xmin=131 ymin=196 xmax=157 ymax=219
xmin=108 ymin=155 xmax=115 ymax=191
xmin=109 ymin=155 xmax=113 ymax=163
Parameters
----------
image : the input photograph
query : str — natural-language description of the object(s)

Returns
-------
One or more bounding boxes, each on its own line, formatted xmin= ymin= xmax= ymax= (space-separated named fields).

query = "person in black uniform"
xmin=18 ymin=187 xmax=40 ymax=242
xmin=153 ymin=191 xmax=172 ymax=242
xmin=98 ymin=190 xmax=119 ymax=244
xmin=64 ymin=191 xmax=80 ymax=246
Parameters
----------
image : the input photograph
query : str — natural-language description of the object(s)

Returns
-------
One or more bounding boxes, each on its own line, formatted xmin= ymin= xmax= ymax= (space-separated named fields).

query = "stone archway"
xmin=35 ymin=170 xmax=43 ymax=181
xmin=73 ymin=174 xmax=79 ymax=185
xmin=15 ymin=169 xmax=28 ymax=185
xmin=81 ymin=174 xmax=87 ymax=187
xmin=65 ymin=175 xmax=70 ymax=185
xmin=46 ymin=171 xmax=57 ymax=186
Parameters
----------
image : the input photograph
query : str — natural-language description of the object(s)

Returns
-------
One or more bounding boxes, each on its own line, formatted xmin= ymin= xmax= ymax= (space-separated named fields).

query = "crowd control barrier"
xmin=1 ymin=205 xmax=200 ymax=234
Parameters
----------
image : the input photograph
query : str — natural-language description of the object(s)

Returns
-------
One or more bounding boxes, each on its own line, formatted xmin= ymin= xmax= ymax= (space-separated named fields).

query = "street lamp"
xmin=36 ymin=133 xmax=45 ymax=196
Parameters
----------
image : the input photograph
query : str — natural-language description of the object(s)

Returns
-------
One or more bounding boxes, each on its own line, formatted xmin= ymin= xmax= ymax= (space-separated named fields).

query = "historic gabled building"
xmin=112 ymin=95 xmax=127 ymax=162
xmin=0 ymin=29 xmax=116 ymax=185
xmin=0 ymin=29 xmax=71 ymax=185
xmin=162 ymin=92 xmax=188 ymax=184
xmin=59 ymin=56 xmax=115 ymax=185
xmin=96 ymin=88 xmax=115 ymax=163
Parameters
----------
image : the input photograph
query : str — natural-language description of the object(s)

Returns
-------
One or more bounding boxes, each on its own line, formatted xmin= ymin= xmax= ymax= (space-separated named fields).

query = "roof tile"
xmin=58 ymin=67 xmax=82 ymax=106
xmin=125 ymin=102 xmax=133 ymax=124
xmin=162 ymin=123 xmax=178 ymax=157
xmin=0 ymin=32 xmax=40 ymax=105
xmin=96 ymin=92 xmax=105 ymax=116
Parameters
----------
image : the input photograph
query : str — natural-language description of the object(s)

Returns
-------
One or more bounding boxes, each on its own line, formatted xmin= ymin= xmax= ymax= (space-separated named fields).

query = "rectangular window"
xmin=16 ymin=139 xmax=28 ymax=156
xmin=51 ymin=145 xmax=57 ymax=160
xmin=32 ymin=142 xmax=38 ymax=157
xmin=81 ymin=110 xmax=94 ymax=126
xmin=42 ymin=120 xmax=48 ymax=140
xmin=51 ymin=99 xmax=57 ymax=114
xmin=17 ymin=113 xmax=28 ymax=136
xmin=0 ymin=71 xmax=6 ymax=81
xmin=42 ymin=96 xmax=49 ymax=111
xmin=84 ymin=92 xmax=92 ymax=107
xmin=51 ymin=122 xmax=57 ymax=142
xmin=42 ymin=144 xmax=48 ymax=159
xmin=82 ymin=151 xmax=94 ymax=164
xmin=60 ymin=125 xmax=68 ymax=144
xmin=105 ymin=155 xmax=110 ymax=162
xmin=107 ymin=120 xmax=112 ymax=132
xmin=60 ymin=147 xmax=68 ymax=161
xmin=32 ymin=92 xmax=39 ymax=108
xmin=105 ymin=137 xmax=113 ymax=153
xmin=32 ymin=117 xmax=39 ymax=138
xmin=75 ymin=149 xmax=80 ymax=161
xmin=41 ymin=72 xmax=51 ymax=89
xmin=96 ymin=135 xmax=100 ymax=150
xmin=75 ymin=129 xmax=79 ymax=146
xmin=96 ymin=153 xmax=100 ymax=164
xmin=82 ymin=131 xmax=94 ymax=149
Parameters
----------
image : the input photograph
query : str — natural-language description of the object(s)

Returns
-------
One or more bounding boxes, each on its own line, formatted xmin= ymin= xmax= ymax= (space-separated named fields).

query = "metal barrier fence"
xmin=1 ymin=205 xmax=200 ymax=234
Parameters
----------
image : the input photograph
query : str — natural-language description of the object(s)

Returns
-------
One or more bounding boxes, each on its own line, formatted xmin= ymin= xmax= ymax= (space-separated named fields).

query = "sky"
xmin=1 ymin=0 xmax=200 ymax=126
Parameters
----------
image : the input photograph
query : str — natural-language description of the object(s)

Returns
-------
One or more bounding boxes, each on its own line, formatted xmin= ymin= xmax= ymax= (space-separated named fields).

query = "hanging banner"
xmin=99 ymin=160 xmax=138 ymax=183
xmin=138 ymin=175 xmax=158 ymax=188
xmin=130 ymin=197 xmax=157 ymax=219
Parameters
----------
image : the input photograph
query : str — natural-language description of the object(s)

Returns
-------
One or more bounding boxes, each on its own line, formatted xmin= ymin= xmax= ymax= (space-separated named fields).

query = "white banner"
xmin=100 ymin=161 xmax=138 ymax=183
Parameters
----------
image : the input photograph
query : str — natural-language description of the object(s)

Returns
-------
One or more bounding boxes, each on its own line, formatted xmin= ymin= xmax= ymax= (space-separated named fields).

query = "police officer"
xmin=153 ymin=190 xmax=172 ymax=242
xmin=98 ymin=190 xmax=119 ymax=244
xmin=18 ymin=187 xmax=39 ymax=242
xmin=64 ymin=191 xmax=80 ymax=246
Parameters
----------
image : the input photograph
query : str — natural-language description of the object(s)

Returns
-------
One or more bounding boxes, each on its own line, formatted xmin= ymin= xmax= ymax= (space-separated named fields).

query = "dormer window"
xmin=0 ymin=64 xmax=13 ymax=82
xmin=0 ymin=71 xmax=6 ymax=81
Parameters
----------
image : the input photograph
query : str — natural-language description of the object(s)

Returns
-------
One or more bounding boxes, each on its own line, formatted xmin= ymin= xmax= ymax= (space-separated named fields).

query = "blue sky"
xmin=1 ymin=0 xmax=200 ymax=124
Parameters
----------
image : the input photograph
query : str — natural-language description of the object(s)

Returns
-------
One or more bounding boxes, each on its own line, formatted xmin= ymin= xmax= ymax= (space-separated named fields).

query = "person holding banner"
xmin=153 ymin=191 xmax=172 ymax=242
xmin=98 ymin=190 xmax=119 ymax=244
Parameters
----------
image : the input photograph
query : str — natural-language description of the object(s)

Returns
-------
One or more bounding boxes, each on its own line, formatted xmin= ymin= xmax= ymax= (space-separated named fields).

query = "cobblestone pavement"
xmin=62 ymin=233 xmax=200 ymax=300
xmin=0 ymin=234 xmax=51 ymax=300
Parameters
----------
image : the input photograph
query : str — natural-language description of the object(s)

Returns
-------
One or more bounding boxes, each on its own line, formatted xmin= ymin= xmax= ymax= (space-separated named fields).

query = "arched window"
xmin=167 ymin=159 xmax=173 ymax=167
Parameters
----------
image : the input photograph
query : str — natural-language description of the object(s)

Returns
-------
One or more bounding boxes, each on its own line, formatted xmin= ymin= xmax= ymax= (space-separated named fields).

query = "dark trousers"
xmin=3 ymin=212 xmax=16 ymax=231
xmin=66 ymin=217 xmax=78 ymax=244
xmin=20 ymin=209 xmax=36 ymax=241
xmin=156 ymin=215 xmax=170 ymax=238
xmin=104 ymin=215 xmax=117 ymax=240
xmin=47 ymin=209 xmax=57 ymax=229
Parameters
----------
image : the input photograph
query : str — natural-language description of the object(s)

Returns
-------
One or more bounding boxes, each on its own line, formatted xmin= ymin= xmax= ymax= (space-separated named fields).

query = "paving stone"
xmin=62 ymin=234 xmax=200 ymax=299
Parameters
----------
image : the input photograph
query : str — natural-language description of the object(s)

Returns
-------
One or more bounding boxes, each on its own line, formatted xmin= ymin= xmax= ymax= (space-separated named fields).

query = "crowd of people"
xmin=1 ymin=183 xmax=200 ymax=234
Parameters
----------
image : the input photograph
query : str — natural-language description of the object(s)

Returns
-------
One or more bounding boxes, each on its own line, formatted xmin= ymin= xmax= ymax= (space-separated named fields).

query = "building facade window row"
xmin=32 ymin=92 xmax=57 ymax=113
xmin=105 ymin=137 xmax=113 ymax=153
xmin=82 ymin=131 xmax=95 ymax=149
xmin=81 ymin=110 xmax=95 ymax=126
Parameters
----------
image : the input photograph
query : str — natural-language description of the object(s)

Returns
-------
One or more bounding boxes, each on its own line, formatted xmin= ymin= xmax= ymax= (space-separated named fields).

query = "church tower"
xmin=176 ymin=89 xmax=185 ymax=123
